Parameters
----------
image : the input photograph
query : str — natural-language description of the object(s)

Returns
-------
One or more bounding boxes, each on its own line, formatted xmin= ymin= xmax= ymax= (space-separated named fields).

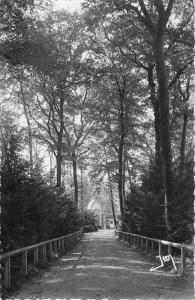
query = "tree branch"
xmin=164 ymin=0 xmax=175 ymax=26
xmin=138 ymin=0 xmax=155 ymax=34
xmin=168 ymin=60 xmax=193 ymax=88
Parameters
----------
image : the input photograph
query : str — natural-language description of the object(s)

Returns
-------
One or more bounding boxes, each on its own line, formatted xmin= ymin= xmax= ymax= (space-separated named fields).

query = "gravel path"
xmin=13 ymin=230 xmax=193 ymax=299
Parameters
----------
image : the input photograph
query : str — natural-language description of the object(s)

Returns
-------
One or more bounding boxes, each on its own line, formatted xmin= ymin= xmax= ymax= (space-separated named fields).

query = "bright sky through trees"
xmin=54 ymin=0 xmax=82 ymax=11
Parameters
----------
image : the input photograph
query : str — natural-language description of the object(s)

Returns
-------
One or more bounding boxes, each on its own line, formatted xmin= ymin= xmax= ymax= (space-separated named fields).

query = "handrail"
xmin=160 ymin=240 xmax=194 ymax=250
xmin=0 ymin=231 xmax=81 ymax=259
xmin=115 ymin=231 xmax=194 ymax=250
xmin=1 ymin=229 xmax=83 ymax=290
xmin=115 ymin=230 xmax=194 ymax=272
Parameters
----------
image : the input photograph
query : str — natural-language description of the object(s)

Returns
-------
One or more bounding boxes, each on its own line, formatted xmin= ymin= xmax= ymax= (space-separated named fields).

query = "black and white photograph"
xmin=0 ymin=0 xmax=194 ymax=299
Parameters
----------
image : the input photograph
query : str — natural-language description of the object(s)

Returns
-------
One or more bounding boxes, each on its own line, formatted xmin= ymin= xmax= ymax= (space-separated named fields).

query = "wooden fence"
xmin=0 ymin=229 xmax=83 ymax=290
xmin=116 ymin=230 xmax=194 ymax=272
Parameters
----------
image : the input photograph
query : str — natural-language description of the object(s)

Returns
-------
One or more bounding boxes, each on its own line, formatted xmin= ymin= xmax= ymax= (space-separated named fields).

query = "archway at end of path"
xmin=87 ymin=199 xmax=106 ymax=229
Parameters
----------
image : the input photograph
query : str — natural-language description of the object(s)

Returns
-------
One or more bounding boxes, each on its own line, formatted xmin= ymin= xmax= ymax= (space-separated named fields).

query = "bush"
xmin=81 ymin=210 xmax=98 ymax=228
xmin=124 ymin=156 xmax=193 ymax=243
xmin=1 ymin=131 xmax=81 ymax=251
xmin=83 ymin=224 xmax=97 ymax=233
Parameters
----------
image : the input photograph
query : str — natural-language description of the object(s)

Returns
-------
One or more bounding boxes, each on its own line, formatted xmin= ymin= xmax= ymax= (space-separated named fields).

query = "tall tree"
xmin=62 ymin=87 xmax=96 ymax=207
xmin=10 ymin=11 xmax=90 ymax=189
xmin=83 ymin=0 xmax=193 ymax=238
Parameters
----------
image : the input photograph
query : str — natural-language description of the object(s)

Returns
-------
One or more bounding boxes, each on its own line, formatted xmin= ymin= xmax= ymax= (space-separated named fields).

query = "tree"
xmin=61 ymin=87 xmax=97 ymax=207
xmin=115 ymin=0 xmax=193 ymax=238
xmin=83 ymin=0 xmax=193 ymax=239
xmin=1 ymin=107 xmax=81 ymax=251
xmin=9 ymin=11 xmax=90 ymax=189
xmin=85 ymin=60 xmax=147 ymax=216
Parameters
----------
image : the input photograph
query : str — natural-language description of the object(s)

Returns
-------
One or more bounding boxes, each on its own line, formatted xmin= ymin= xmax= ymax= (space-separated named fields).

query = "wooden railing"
xmin=0 ymin=229 xmax=83 ymax=290
xmin=116 ymin=230 xmax=194 ymax=272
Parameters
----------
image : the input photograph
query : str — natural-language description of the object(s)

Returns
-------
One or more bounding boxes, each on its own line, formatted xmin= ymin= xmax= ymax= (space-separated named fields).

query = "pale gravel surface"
xmin=12 ymin=230 xmax=193 ymax=300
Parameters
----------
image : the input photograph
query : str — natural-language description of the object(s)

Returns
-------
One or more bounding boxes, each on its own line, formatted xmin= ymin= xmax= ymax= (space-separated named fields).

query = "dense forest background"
xmin=0 ymin=0 xmax=193 ymax=252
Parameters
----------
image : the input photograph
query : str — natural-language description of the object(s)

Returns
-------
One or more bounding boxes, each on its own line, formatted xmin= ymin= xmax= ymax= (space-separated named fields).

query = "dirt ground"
xmin=12 ymin=230 xmax=193 ymax=300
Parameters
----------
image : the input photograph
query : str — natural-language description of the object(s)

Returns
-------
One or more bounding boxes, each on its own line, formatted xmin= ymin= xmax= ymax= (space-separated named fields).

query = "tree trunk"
xmin=147 ymin=64 xmax=162 ymax=167
xmin=56 ymin=148 xmax=62 ymax=188
xmin=118 ymin=132 xmax=125 ymax=215
xmin=153 ymin=36 xmax=174 ymax=235
xmin=20 ymin=83 xmax=33 ymax=175
xmin=122 ymin=147 xmax=126 ymax=208
xmin=179 ymin=113 xmax=188 ymax=179
xmin=56 ymin=95 xmax=65 ymax=189
xmin=118 ymin=79 xmax=126 ymax=216
xmin=56 ymin=131 xmax=63 ymax=189
xmin=24 ymin=104 xmax=33 ymax=176
xmin=72 ymin=150 xmax=78 ymax=208
xmin=103 ymin=145 xmax=117 ymax=226
xmin=127 ymin=159 xmax=134 ymax=194
xmin=107 ymin=168 xmax=117 ymax=227
xmin=49 ymin=151 xmax=53 ymax=186
xmin=80 ymin=167 xmax=84 ymax=213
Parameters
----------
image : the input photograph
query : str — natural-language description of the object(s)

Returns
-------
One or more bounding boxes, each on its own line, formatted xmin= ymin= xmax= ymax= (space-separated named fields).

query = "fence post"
xmin=138 ymin=237 xmax=140 ymax=249
xmin=130 ymin=235 xmax=132 ymax=246
xmin=168 ymin=244 xmax=172 ymax=256
xmin=123 ymin=233 xmax=125 ymax=244
xmin=63 ymin=238 xmax=66 ymax=249
xmin=64 ymin=238 xmax=67 ymax=250
xmin=136 ymin=236 xmax=138 ymax=249
xmin=58 ymin=240 xmax=61 ymax=252
xmin=49 ymin=243 xmax=52 ymax=258
xmin=158 ymin=241 xmax=162 ymax=257
xmin=4 ymin=256 xmax=11 ymax=289
xmin=141 ymin=237 xmax=143 ymax=249
xmin=128 ymin=235 xmax=131 ymax=246
xmin=43 ymin=244 xmax=47 ymax=262
xmin=151 ymin=241 xmax=154 ymax=256
xmin=34 ymin=247 xmax=39 ymax=266
xmin=146 ymin=239 xmax=148 ymax=255
xmin=22 ymin=251 xmax=28 ymax=277
xmin=54 ymin=241 xmax=57 ymax=255
xmin=64 ymin=238 xmax=66 ymax=251
xmin=181 ymin=247 xmax=186 ymax=271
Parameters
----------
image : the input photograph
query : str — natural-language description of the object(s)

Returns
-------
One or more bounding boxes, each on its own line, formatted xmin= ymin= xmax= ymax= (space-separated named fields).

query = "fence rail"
xmin=116 ymin=230 xmax=194 ymax=272
xmin=0 ymin=229 xmax=83 ymax=290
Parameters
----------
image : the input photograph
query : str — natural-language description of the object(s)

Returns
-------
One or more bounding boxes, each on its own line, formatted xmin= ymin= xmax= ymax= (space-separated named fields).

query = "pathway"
xmin=13 ymin=230 xmax=193 ymax=299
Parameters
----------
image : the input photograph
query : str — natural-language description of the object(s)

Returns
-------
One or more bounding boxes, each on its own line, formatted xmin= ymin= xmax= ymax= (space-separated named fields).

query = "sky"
xmin=53 ymin=0 xmax=82 ymax=11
